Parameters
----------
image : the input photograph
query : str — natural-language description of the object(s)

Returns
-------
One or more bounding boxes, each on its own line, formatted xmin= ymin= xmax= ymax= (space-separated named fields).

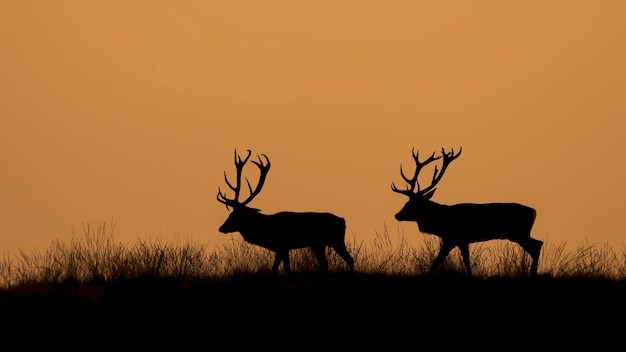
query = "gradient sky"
xmin=1 ymin=1 xmax=625 ymax=254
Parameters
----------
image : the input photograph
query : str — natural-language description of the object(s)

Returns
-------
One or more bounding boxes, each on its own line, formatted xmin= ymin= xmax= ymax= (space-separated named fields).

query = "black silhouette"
xmin=217 ymin=149 xmax=355 ymax=273
xmin=391 ymin=147 xmax=542 ymax=276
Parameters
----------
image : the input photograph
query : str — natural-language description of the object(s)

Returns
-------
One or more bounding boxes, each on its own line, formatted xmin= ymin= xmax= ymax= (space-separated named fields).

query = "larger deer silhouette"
xmin=391 ymin=147 xmax=542 ymax=276
xmin=217 ymin=149 xmax=355 ymax=273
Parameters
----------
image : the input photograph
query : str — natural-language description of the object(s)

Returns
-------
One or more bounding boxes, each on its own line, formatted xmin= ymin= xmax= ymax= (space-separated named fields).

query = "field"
xmin=1 ymin=222 xmax=624 ymax=349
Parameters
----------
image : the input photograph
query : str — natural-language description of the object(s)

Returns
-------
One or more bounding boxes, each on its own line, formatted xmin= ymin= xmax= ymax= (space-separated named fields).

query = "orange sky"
xmin=1 ymin=1 xmax=625 ymax=254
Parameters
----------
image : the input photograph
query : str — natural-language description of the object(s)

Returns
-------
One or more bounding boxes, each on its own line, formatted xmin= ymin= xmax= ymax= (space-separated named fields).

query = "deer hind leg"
xmin=311 ymin=245 xmax=329 ymax=272
xmin=517 ymin=238 xmax=543 ymax=276
xmin=527 ymin=238 xmax=543 ymax=276
xmin=459 ymin=243 xmax=472 ymax=276
xmin=273 ymin=251 xmax=290 ymax=273
xmin=430 ymin=241 xmax=455 ymax=274
xmin=331 ymin=242 xmax=355 ymax=272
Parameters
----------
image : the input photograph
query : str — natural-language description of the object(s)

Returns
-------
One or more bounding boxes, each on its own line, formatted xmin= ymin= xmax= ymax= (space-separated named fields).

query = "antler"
xmin=391 ymin=147 xmax=462 ymax=197
xmin=217 ymin=149 xmax=271 ymax=208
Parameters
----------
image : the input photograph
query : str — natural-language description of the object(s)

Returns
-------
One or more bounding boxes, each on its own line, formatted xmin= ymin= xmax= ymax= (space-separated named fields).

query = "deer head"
xmin=217 ymin=149 xmax=270 ymax=233
xmin=391 ymin=147 xmax=462 ymax=221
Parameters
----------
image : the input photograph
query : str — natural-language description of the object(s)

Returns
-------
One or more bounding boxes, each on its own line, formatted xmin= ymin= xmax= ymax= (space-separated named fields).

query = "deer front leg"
xmin=429 ymin=241 xmax=454 ymax=274
xmin=458 ymin=243 xmax=472 ymax=276
xmin=272 ymin=250 xmax=290 ymax=273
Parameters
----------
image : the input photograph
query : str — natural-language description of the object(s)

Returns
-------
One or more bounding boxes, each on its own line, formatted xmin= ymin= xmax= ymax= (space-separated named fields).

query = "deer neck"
xmin=415 ymin=201 xmax=447 ymax=234
xmin=235 ymin=211 xmax=270 ymax=241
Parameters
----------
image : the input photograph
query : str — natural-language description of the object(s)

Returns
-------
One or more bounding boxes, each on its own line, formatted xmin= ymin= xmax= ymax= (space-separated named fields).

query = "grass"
xmin=2 ymin=221 xmax=625 ymax=288
xmin=1 ymin=221 xmax=625 ymax=348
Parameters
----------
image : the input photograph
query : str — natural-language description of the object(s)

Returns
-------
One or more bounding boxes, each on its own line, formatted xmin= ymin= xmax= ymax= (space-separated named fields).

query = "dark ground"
xmin=1 ymin=272 xmax=624 ymax=349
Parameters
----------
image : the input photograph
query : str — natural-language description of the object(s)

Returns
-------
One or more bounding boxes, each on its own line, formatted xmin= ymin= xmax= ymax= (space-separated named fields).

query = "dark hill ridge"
xmin=1 ymin=273 xmax=623 ymax=349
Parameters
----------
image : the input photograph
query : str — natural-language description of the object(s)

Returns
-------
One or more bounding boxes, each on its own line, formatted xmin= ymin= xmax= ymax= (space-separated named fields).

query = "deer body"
xmin=219 ymin=208 xmax=353 ymax=272
xmin=399 ymin=202 xmax=536 ymax=243
xmin=392 ymin=147 xmax=542 ymax=276
xmin=217 ymin=150 xmax=354 ymax=273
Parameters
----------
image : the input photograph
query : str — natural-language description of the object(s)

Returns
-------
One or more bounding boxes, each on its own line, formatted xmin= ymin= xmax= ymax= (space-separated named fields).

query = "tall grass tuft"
xmin=2 ymin=221 xmax=626 ymax=289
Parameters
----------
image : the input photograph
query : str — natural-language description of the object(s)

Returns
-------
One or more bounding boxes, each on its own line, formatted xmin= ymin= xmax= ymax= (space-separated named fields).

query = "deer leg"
xmin=271 ymin=254 xmax=281 ymax=273
xmin=282 ymin=251 xmax=291 ymax=272
xmin=273 ymin=251 xmax=290 ymax=273
xmin=459 ymin=243 xmax=472 ymax=276
xmin=312 ymin=246 xmax=329 ymax=272
xmin=515 ymin=238 xmax=543 ymax=276
xmin=523 ymin=238 xmax=543 ymax=276
xmin=331 ymin=243 xmax=355 ymax=272
xmin=430 ymin=241 xmax=454 ymax=274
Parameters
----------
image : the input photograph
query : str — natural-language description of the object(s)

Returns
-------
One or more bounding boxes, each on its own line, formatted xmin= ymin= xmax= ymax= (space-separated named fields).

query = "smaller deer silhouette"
xmin=217 ymin=149 xmax=355 ymax=273
xmin=391 ymin=147 xmax=543 ymax=276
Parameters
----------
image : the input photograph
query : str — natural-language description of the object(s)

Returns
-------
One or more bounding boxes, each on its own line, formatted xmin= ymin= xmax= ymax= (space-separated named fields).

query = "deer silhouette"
xmin=217 ymin=149 xmax=355 ymax=273
xmin=391 ymin=147 xmax=542 ymax=276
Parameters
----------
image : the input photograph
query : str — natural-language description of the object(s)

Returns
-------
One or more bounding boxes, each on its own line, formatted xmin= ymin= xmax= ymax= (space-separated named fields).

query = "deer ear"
xmin=423 ymin=189 xmax=436 ymax=200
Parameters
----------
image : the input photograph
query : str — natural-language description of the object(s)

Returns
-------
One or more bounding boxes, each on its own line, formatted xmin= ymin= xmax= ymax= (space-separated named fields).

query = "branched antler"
xmin=391 ymin=147 xmax=462 ymax=197
xmin=217 ymin=149 xmax=271 ymax=208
